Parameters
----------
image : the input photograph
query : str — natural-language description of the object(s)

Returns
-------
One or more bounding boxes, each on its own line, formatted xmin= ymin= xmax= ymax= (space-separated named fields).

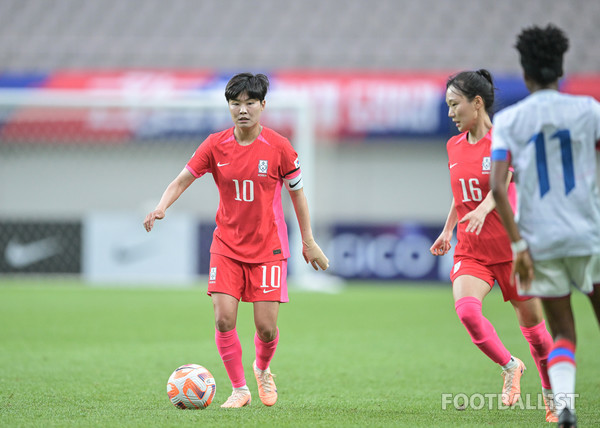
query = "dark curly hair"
xmin=515 ymin=24 xmax=569 ymax=86
xmin=446 ymin=69 xmax=496 ymax=114
xmin=225 ymin=73 xmax=269 ymax=101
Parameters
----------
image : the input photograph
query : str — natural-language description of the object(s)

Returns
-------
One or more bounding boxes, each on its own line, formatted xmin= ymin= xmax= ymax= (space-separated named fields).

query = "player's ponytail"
xmin=476 ymin=69 xmax=494 ymax=87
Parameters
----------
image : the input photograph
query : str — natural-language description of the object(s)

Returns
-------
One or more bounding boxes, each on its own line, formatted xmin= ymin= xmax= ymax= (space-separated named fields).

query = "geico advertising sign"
xmin=327 ymin=224 xmax=455 ymax=281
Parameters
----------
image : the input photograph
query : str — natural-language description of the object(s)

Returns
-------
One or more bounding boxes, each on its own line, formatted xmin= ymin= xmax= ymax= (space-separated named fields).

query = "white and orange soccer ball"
xmin=166 ymin=364 xmax=216 ymax=409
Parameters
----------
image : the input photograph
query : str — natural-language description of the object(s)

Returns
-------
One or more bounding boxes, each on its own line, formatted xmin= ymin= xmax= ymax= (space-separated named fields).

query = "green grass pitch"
xmin=1 ymin=279 xmax=598 ymax=427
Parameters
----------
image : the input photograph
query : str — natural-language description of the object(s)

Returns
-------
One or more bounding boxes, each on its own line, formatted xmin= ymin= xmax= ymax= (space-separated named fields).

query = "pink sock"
xmin=215 ymin=328 xmax=246 ymax=388
xmin=254 ymin=329 xmax=279 ymax=371
xmin=520 ymin=321 xmax=553 ymax=389
xmin=455 ymin=297 xmax=512 ymax=366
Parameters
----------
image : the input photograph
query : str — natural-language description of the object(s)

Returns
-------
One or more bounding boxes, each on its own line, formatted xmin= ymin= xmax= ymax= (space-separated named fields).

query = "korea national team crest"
xmin=209 ymin=267 xmax=217 ymax=281
xmin=482 ymin=156 xmax=491 ymax=172
xmin=258 ymin=160 xmax=268 ymax=175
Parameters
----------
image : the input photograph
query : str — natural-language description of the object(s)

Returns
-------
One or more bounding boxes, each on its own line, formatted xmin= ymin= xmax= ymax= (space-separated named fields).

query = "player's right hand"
xmin=143 ymin=209 xmax=165 ymax=232
xmin=511 ymin=249 xmax=535 ymax=291
xmin=430 ymin=231 xmax=452 ymax=256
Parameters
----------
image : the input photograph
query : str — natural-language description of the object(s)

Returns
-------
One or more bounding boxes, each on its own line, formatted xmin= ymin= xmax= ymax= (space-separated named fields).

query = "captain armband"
xmin=284 ymin=172 xmax=304 ymax=191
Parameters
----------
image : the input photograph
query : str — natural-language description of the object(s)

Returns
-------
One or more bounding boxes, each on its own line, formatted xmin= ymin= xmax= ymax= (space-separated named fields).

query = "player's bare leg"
xmin=511 ymin=296 xmax=545 ymax=328
xmin=452 ymin=275 xmax=491 ymax=302
xmin=253 ymin=301 xmax=279 ymax=406
xmin=542 ymin=297 xmax=577 ymax=427
xmin=542 ymin=297 xmax=576 ymax=352
xmin=253 ymin=301 xmax=279 ymax=343
xmin=511 ymin=298 xmax=556 ymax=422
xmin=588 ymin=283 xmax=600 ymax=328
xmin=213 ymin=292 xmax=239 ymax=332
xmin=212 ymin=293 xmax=251 ymax=408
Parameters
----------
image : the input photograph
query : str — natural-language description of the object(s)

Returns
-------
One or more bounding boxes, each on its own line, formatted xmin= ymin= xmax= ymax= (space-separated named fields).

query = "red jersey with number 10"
xmin=447 ymin=129 xmax=515 ymax=265
xmin=186 ymin=126 xmax=301 ymax=263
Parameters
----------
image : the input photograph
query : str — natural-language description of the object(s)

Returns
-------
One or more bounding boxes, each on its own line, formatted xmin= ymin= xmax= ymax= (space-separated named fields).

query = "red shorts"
xmin=450 ymin=256 xmax=528 ymax=302
xmin=208 ymin=253 xmax=289 ymax=303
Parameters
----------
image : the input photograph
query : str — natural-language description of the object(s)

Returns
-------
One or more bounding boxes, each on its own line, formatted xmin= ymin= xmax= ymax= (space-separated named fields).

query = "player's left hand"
xmin=302 ymin=239 xmax=329 ymax=271
xmin=459 ymin=209 xmax=487 ymax=235
xmin=511 ymin=249 xmax=534 ymax=291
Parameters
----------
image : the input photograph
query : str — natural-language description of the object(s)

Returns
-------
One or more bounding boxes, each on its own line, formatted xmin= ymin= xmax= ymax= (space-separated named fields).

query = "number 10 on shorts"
xmin=260 ymin=265 xmax=281 ymax=291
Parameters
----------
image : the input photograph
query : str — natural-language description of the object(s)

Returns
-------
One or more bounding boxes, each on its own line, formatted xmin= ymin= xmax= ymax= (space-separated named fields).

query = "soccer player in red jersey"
xmin=144 ymin=73 xmax=329 ymax=408
xmin=430 ymin=70 xmax=557 ymax=422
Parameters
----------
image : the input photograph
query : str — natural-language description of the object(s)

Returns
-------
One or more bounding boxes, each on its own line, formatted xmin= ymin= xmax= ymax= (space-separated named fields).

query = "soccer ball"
xmin=166 ymin=364 xmax=216 ymax=409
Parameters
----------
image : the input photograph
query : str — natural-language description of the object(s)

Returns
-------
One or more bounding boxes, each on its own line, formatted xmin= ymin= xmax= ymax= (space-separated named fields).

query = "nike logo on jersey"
xmin=217 ymin=162 xmax=230 ymax=167
xmin=263 ymin=289 xmax=277 ymax=294
xmin=450 ymin=163 xmax=458 ymax=169
xmin=289 ymin=179 xmax=301 ymax=188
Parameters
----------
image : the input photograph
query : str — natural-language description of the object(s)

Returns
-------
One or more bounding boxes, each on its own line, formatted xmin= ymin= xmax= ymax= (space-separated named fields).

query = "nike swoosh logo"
xmin=5 ymin=237 xmax=62 ymax=268
xmin=217 ymin=162 xmax=230 ymax=167
xmin=263 ymin=289 xmax=277 ymax=294
xmin=112 ymin=242 xmax=153 ymax=264
xmin=450 ymin=163 xmax=458 ymax=169
xmin=289 ymin=179 xmax=301 ymax=188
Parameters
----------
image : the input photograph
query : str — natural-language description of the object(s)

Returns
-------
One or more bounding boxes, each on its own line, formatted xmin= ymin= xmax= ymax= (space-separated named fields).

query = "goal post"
xmin=0 ymin=88 xmax=333 ymax=288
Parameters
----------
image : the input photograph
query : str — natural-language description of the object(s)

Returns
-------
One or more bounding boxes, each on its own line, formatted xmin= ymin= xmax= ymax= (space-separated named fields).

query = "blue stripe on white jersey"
xmin=492 ymin=89 xmax=600 ymax=260
xmin=491 ymin=149 xmax=509 ymax=162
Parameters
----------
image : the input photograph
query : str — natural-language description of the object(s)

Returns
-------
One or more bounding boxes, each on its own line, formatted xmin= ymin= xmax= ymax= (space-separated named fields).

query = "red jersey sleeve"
xmin=186 ymin=135 xmax=214 ymax=178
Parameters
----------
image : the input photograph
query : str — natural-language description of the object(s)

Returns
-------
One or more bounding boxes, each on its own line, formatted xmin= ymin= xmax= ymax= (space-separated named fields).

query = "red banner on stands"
xmin=274 ymin=71 xmax=449 ymax=138
xmin=44 ymin=70 xmax=214 ymax=92
xmin=2 ymin=70 xmax=600 ymax=144
xmin=562 ymin=73 xmax=600 ymax=101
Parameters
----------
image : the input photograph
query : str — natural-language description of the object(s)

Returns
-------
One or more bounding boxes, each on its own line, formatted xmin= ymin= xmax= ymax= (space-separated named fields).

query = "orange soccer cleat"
xmin=501 ymin=357 xmax=526 ymax=406
xmin=253 ymin=360 xmax=278 ymax=406
xmin=542 ymin=389 xmax=558 ymax=423
xmin=220 ymin=388 xmax=251 ymax=408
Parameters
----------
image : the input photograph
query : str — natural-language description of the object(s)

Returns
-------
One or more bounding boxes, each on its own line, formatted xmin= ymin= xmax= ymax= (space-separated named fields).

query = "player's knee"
xmin=215 ymin=317 xmax=236 ymax=333
xmin=255 ymin=325 xmax=278 ymax=342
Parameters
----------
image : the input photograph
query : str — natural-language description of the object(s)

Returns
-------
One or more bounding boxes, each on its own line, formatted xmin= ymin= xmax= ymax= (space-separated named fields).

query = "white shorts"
xmin=518 ymin=255 xmax=597 ymax=298
xmin=590 ymin=253 xmax=600 ymax=284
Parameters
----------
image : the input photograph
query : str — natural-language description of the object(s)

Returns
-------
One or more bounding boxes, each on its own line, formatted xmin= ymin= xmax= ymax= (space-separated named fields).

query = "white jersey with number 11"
xmin=491 ymin=89 xmax=600 ymax=260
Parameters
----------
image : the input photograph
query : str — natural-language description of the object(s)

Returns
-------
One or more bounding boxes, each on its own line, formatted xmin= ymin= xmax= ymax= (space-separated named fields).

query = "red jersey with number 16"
xmin=447 ymin=129 xmax=515 ymax=265
xmin=186 ymin=126 xmax=301 ymax=263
